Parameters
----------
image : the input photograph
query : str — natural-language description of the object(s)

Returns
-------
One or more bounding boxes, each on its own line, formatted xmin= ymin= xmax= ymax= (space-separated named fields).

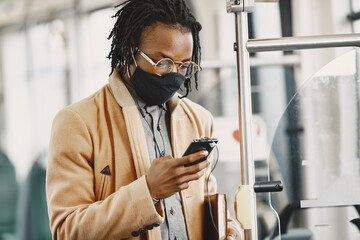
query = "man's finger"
xmin=181 ymin=159 xmax=210 ymax=175
xmin=184 ymin=170 xmax=205 ymax=182
xmin=174 ymin=150 xmax=208 ymax=167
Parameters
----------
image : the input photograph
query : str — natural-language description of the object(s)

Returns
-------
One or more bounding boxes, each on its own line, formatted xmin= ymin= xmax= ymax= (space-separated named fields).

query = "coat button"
xmin=131 ymin=231 xmax=139 ymax=237
xmin=146 ymin=225 xmax=154 ymax=230
xmin=139 ymin=228 xmax=146 ymax=235
xmin=170 ymin=207 xmax=175 ymax=215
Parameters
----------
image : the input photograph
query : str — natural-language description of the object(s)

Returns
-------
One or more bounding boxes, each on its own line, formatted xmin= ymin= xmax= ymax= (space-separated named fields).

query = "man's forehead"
xmin=138 ymin=22 xmax=193 ymax=60
xmin=140 ymin=22 xmax=191 ymax=42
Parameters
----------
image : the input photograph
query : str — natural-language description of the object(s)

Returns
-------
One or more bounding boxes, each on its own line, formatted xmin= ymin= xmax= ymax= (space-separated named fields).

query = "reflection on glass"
xmin=266 ymin=49 xmax=360 ymax=239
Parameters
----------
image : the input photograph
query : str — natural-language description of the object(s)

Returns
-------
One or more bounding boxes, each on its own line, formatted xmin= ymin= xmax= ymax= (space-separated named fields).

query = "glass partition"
xmin=261 ymin=49 xmax=360 ymax=239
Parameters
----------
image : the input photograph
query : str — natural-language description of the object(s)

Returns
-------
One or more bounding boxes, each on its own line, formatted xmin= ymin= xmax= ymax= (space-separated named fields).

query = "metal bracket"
xmin=254 ymin=180 xmax=283 ymax=193
xmin=226 ymin=0 xmax=255 ymax=13
xmin=226 ymin=0 xmax=279 ymax=13
xmin=347 ymin=11 xmax=360 ymax=22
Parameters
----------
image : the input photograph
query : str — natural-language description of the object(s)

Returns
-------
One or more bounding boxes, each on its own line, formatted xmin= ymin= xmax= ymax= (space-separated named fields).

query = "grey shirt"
xmin=126 ymin=84 xmax=188 ymax=240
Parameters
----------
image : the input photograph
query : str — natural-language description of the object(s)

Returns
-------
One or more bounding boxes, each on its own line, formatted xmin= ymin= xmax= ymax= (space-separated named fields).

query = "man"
xmin=46 ymin=0 xmax=242 ymax=239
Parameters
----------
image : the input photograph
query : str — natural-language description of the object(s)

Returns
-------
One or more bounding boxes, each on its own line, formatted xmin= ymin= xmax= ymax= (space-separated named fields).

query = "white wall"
xmin=292 ymin=0 xmax=353 ymax=87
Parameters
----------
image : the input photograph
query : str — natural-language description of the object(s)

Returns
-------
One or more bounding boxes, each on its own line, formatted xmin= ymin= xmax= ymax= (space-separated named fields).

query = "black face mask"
xmin=130 ymin=67 xmax=186 ymax=106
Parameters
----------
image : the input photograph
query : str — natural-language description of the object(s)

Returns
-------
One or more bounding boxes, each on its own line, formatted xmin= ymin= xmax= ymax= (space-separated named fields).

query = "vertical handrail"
xmin=234 ymin=10 xmax=258 ymax=240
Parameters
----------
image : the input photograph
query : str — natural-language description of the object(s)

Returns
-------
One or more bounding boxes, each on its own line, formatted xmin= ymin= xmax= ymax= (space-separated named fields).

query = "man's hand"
xmin=146 ymin=150 xmax=210 ymax=199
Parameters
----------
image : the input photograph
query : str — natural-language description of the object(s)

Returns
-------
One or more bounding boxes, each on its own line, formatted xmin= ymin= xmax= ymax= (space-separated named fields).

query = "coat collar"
xmin=108 ymin=69 xmax=136 ymax=108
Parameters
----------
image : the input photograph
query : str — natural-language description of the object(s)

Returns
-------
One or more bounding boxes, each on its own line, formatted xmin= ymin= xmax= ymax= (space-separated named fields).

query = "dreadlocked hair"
xmin=107 ymin=0 xmax=202 ymax=97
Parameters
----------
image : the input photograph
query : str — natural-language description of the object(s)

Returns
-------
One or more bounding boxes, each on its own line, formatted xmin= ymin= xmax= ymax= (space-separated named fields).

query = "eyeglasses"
xmin=135 ymin=48 xmax=201 ymax=78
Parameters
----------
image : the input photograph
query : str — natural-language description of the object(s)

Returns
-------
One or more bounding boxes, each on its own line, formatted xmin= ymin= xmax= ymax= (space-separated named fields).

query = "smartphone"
xmin=183 ymin=138 xmax=218 ymax=167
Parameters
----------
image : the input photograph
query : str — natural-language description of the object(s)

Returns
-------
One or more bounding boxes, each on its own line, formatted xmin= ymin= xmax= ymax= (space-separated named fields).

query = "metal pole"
xmin=349 ymin=0 xmax=355 ymax=33
xmin=234 ymin=11 xmax=257 ymax=240
xmin=247 ymin=33 xmax=360 ymax=52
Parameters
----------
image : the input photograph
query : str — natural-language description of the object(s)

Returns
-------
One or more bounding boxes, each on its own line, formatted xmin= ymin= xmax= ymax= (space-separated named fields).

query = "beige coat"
xmin=46 ymin=70 xmax=241 ymax=239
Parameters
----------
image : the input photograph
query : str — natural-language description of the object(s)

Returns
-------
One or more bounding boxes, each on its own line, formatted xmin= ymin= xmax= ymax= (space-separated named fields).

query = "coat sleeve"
xmin=46 ymin=108 xmax=164 ymax=240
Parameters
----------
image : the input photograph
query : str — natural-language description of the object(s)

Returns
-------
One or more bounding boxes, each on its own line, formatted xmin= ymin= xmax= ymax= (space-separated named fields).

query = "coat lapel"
xmin=168 ymin=95 xmax=200 ymax=158
xmin=108 ymin=71 xmax=150 ymax=179
xmin=168 ymin=96 xmax=204 ymax=239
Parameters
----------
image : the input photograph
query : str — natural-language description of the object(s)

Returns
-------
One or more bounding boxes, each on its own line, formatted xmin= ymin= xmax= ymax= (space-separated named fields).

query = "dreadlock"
xmin=107 ymin=0 xmax=202 ymax=97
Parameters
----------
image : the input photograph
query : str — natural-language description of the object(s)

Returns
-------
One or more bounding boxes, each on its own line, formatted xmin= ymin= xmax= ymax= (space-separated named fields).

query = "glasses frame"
xmin=135 ymin=48 xmax=201 ymax=78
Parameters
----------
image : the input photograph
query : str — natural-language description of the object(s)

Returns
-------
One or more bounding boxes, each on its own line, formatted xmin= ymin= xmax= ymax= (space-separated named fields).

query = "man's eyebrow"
xmin=158 ymin=52 xmax=192 ymax=62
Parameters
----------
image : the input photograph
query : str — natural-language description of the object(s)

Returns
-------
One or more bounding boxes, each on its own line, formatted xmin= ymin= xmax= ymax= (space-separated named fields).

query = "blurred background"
xmin=0 ymin=0 xmax=360 ymax=239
